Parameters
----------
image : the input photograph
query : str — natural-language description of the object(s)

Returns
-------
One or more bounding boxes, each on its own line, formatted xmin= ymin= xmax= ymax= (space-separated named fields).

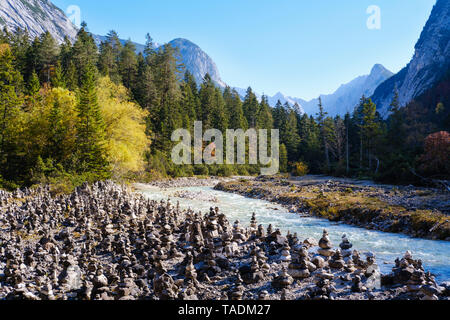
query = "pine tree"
xmin=119 ymin=40 xmax=137 ymax=89
xmin=257 ymin=96 xmax=274 ymax=130
xmin=59 ymin=36 xmax=72 ymax=73
xmin=75 ymin=65 xmax=109 ymax=177
xmin=7 ymin=28 xmax=30 ymax=76
xmin=211 ymin=87 xmax=228 ymax=132
xmin=144 ymin=33 xmax=155 ymax=59
xmin=242 ymin=87 xmax=259 ymax=128
xmin=316 ymin=97 xmax=330 ymax=171
xmin=47 ymin=99 xmax=65 ymax=163
xmin=71 ymin=23 xmax=99 ymax=86
xmin=279 ymin=144 xmax=288 ymax=173
xmin=98 ymin=41 xmax=118 ymax=81
xmin=272 ymin=100 xmax=287 ymax=138
xmin=51 ymin=62 xmax=66 ymax=88
xmin=226 ymin=89 xmax=247 ymax=130
xmin=65 ymin=61 xmax=78 ymax=91
xmin=199 ymin=74 xmax=216 ymax=129
xmin=0 ymin=44 xmax=24 ymax=179
xmin=134 ymin=54 xmax=158 ymax=110
xmin=284 ymin=110 xmax=301 ymax=161
xmin=36 ymin=32 xmax=59 ymax=83
xmin=181 ymin=80 xmax=197 ymax=131
xmin=355 ymin=96 xmax=381 ymax=171
xmin=387 ymin=88 xmax=405 ymax=149
xmin=344 ymin=112 xmax=351 ymax=174
xmin=27 ymin=70 xmax=40 ymax=96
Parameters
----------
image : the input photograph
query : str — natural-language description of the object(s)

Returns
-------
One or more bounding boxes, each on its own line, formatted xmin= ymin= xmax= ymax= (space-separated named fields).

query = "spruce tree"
xmin=316 ymin=97 xmax=330 ymax=171
xmin=242 ymin=87 xmax=259 ymax=128
xmin=257 ymin=96 xmax=274 ymax=130
xmin=284 ymin=110 xmax=301 ymax=161
xmin=51 ymin=62 xmax=66 ymax=88
xmin=119 ymin=40 xmax=137 ymax=89
xmin=227 ymin=89 xmax=247 ymax=130
xmin=279 ymin=144 xmax=288 ymax=173
xmin=27 ymin=70 xmax=40 ymax=96
xmin=71 ymin=23 xmax=99 ymax=86
xmin=75 ymin=65 xmax=109 ymax=178
xmin=36 ymin=32 xmax=59 ymax=83
xmin=0 ymin=44 xmax=24 ymax=179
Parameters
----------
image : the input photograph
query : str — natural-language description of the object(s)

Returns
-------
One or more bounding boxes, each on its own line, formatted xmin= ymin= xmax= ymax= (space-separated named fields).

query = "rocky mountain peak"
xmin=0 ymin=0 xmax=78 ymax=43
xmin=167 ymin=38 xmax=226 ymax=88
xmin=371 ymin=0 xmax=450 ymax=117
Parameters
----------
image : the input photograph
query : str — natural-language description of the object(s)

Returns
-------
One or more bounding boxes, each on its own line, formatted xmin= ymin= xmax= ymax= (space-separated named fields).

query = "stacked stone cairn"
xmin=0 ymin=181 xmax=447 ymax=300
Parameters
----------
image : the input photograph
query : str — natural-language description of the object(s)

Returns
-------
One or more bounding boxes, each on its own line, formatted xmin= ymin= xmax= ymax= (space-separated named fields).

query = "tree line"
xmin=0 ymin=23 xmax=448 ymax=191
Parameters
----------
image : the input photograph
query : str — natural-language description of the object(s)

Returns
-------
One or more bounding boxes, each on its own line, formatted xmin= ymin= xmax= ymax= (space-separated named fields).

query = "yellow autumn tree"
xmin=97 ymin=76 xmax=150 ymax=178
xmin=21 ymin=87 xmax=77 ymax=168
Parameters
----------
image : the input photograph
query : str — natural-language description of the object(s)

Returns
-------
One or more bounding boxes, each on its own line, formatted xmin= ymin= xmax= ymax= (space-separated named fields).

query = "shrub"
xmin=194 ymin=164 xmax=209 ymax=176
xmin=292 ymin=162 xmax=309 ymax=177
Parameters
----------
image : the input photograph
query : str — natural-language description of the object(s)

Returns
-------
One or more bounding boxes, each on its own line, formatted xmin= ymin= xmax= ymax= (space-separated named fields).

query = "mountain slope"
xmin=0 ymin=0 xmax=77 ymax=42
xmin=166 ymin=38 xmax=226 ymax=88
xmin=372 ymin=0 xmax=450 ymax=117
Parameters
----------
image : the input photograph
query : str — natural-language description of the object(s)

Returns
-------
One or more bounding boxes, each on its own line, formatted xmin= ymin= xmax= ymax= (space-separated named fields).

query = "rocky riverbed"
xmin=215 ymin=177 xmax=450 ymax=241
xmin=0 ymin=181 xmax=449 ymax=300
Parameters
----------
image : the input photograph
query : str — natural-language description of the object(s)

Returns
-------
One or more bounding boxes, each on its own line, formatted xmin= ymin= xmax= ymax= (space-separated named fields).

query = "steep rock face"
xmin=167 ymin=38 xmax=226 ymax=88
xmin=372 ymin=0 xmax=450 ymax=117
xmin=0 ymin=0 xmax=77 ymax=42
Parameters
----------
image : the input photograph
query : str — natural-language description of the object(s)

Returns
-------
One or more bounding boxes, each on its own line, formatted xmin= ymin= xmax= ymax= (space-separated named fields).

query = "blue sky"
xmin=53 ymin=0 xmax=435 ymax=100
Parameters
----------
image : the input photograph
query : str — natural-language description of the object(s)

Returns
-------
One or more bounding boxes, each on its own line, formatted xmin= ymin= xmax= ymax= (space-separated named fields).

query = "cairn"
xmin=318 ymin=230 xmax=334 ymax=257
xmin=0 ymin=180 xmax=446 ymax=301
xmin=272 ymin=267 xmax=294 ymax=290
xmin=339 ymin=234 xmax=353 ymax=258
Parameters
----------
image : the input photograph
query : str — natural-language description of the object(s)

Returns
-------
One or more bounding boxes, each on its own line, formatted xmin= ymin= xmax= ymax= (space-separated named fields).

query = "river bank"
xmin=215 ymin=176 xmax=450 ymax=241
xmin=1 ymin=180 xmax=449 ymax=300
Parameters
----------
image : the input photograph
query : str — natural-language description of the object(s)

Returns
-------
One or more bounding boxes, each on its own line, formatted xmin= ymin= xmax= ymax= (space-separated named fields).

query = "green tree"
xmin=316 ymin=97 xmax=330 ymax=171
xmin=26 ymin=70 xmax=40 ymax=96
xmin=51 ymin=62 xmax=66 ymax=88
xmin=119 ymin=40 xmax=137 ymax=89
xmin=242 ymin=87 xmax=259 ymax=128
xmin=0 ymin=44 xmax=24 ymax=180
xmin=386 ymin=88 xmax=405 ymax=150
xmin=284 ymin=110 xmax=301 ymax=161
xmin=226 ymin=88 xmax=247 ymax=130
xmin=36 ymin=31 xmax=59 ymax=83
xmin=279 ymin=144 xmax=288 ymax=173
xmin=257 ymin=96 xmax=274 ymax=130
xmin=71 ymin=23 xmax=99 ymax=86
xmin=75 ymin=65 xmax=109 ymax=178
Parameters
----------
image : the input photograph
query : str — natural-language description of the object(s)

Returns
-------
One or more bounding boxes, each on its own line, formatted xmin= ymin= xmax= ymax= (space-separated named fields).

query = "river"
xmin=136 ymin=185 xmax=450 ymax=283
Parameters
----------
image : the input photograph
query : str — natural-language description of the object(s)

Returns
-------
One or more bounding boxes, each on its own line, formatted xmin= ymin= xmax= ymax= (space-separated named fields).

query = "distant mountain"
xmin=267 ymin=93 xmax=307 ymax=111
xmin=93 ymin=34 xmax=147 ymax=55
xmin=372 ymin=0 xmax=450 ymax=117
xmin=242 ymin=64 xmax=392 ymax=116
xmin=0 ymin=0 xmax=77 ymax=43
xmin=301 ymin=64 xmax=393 ymax=116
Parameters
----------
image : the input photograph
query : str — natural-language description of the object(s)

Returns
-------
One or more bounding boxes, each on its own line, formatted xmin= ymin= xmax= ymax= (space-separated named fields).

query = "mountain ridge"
xmin=371 ymin=0 xmax=450 ymax=117
xmin=0 ymin=0 xmax=77 ymax=43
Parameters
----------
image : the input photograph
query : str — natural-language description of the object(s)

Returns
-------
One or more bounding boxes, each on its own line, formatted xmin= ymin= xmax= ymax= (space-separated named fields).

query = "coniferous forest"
xmin=0 ymin=24 xmax=449 ymax=192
